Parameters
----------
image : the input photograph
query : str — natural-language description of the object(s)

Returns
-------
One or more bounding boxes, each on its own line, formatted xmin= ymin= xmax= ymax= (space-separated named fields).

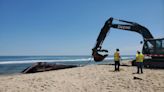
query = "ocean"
xmin=0 ymin=55 xmax=135 ymax=75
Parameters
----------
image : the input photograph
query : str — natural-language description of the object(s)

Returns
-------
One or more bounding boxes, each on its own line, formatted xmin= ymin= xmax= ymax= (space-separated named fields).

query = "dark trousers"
xmin=137 ymin=62 xmax=143 ymax=73
xmin=115 ymin=61 xmax=120 ymax=71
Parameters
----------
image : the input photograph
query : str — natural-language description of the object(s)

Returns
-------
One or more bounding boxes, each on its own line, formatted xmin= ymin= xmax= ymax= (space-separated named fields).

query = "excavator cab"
xmin=143 ymin=38 xmax=164 ymax=55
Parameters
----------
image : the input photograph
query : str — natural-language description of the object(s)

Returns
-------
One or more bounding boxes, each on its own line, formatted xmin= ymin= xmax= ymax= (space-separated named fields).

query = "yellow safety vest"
xmin=114 ymin=52 xmax=120 ymax=61
xmin=136 ymin=54 xmax=144 ymax=62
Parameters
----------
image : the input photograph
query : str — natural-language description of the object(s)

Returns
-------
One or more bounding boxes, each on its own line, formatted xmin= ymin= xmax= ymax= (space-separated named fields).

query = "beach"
xmin=0 ymin=61 xmax=163 ymax=92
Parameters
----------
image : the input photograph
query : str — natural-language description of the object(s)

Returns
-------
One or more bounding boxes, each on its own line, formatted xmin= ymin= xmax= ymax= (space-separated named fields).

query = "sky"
xmin=0 ymin=0 xmax=164 ymax=56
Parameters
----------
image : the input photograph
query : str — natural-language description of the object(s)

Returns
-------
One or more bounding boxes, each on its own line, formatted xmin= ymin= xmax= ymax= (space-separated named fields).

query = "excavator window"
xmin=143 ymin=40 xmax=155 ymax=54
xmin=162 ymin=40 xmax=164 ymax=48
xmin=147 ymin=41 xmax=154 ymax=49
xmin=156 ymin=40 xmax=162 ymax=49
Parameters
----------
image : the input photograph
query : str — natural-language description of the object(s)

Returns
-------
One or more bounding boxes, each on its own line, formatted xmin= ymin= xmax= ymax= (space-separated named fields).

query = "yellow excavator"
xmin=92 ymin=17 xmax=164 ymax=68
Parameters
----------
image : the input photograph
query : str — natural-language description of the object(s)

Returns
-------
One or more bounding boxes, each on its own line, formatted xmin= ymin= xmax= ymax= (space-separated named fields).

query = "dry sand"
xmin=0 ymin=62 xmax=164 ymax=92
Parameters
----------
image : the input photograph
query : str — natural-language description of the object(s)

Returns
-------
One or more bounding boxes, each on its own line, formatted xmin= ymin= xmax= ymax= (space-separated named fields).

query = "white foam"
xmin=0 ymin=58 xmax=93 ymax=64
xmin=0 ymin=56 xmax=134 ymax=65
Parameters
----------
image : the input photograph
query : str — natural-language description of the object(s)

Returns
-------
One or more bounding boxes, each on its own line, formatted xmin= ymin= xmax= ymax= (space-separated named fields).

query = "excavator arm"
xmin=92 ymin=17 xmax=154 ymax=61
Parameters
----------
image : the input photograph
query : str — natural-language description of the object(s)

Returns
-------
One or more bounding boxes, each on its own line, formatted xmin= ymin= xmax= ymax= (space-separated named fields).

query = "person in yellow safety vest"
xmin=136 ymin=51 xmax=144 ymax=74
xmin=114 ymin=49 xmax=121 ymax=71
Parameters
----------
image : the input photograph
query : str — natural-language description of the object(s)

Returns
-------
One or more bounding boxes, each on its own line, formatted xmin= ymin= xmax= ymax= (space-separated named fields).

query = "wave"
xmin=105 ymin=56 xmax=134 ymax=60
xmin=0 ymin=58 xmax=93 ymax=64
xmin=0 ymin=56 xmax=134 ymax=65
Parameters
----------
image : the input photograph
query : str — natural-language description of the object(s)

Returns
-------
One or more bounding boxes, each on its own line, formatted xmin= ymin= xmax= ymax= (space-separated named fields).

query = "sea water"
xmin=0 ymin=55 xmax=135 ymax=75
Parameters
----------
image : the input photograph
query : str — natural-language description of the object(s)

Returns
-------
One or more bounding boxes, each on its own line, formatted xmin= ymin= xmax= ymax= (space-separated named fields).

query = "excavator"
xmin=92 ymin=17 xmax=164 ymax=68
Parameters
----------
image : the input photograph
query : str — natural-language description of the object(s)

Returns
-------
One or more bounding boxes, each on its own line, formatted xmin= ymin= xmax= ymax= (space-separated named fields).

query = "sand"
xmin=0 ymin=61 xmax=164 ymax=92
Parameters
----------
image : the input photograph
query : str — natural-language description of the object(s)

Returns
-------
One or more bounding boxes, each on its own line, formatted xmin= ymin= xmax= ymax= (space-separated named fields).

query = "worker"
xmin=114 ymin=48 xmax=121 ymax=71
xmin=136 ymin=51 xmax=144 ymax=74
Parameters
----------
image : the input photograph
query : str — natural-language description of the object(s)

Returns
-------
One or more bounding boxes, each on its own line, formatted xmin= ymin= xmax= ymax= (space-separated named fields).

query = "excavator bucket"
xmin=93 ymin=53 xmax=108 ymax=62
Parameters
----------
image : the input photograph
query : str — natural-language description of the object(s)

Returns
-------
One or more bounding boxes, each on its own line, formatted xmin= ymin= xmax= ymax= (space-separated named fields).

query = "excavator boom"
xmin=92 ymin=18 xmax=113 ymax=61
